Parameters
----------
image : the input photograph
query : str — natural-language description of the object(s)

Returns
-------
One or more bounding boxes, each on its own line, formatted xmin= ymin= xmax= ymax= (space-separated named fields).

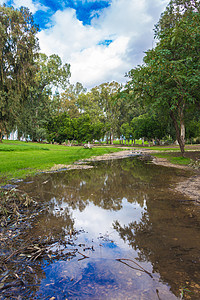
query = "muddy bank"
xmin=46 ymin=150 xmax=139 ymax=172
xmin=152 ymin=156 xmax=190 ymax=170
xmin=175 ymin=174 xmax=200 ymax=203
xmin=151 ymin=155 xmax=200 ymax=204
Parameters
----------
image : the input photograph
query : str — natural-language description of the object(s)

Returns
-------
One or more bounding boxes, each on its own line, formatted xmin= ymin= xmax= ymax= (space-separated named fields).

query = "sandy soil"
xmin=175 ymin=174 xmax=200 ymax=203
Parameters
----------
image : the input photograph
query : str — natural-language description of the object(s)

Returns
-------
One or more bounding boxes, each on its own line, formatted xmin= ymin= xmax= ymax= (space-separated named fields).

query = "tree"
xmin=0 ymin=5 xmax=39 ymax=141
xmin=18 ymin=53 xmax=71 ymax=141
xmin=46 ymin=112 xmax=73 ymax=144
xmin=120 ymin=123 xmax=132 ymax=145
xmin=131 ymin=113 xmax=170 ymax=145
xmin=76 ymin=81 xmax=123 ymax=144
xmin=128 ymin=0 xmax=200 ymax=155
xmin=77 ymin=90 xmax=103 ymax=124
xmin=58 ymin=82 xmax=86 ymax=118
xmin=72 ymin=114 xmax=105 ymax=144
xmin=90 ymin=81 xmax=122 ymax=144
xmin=185 ymin=109 xmax=200 ymax=143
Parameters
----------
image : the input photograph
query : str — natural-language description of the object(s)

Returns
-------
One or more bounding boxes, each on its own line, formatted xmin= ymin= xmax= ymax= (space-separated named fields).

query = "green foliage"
xmin=127 ymin=0 xmax=200 ymax=155
xmin=120 ymin=123 xmax=132 ymax=141
xmin=79 ymin=81 xmax=123 ymax=143
xmin=46 ymin=113 xmax=105 ymax=144
xmin=130 ymin=113 xmax=169 ymax=142
xmin=17 ymin=53 xmax=71 ymax=141
xmin=0 ymin=5 xmax=39 ymax=141
xmin=47 ymin=112 xmax=73 ymax=144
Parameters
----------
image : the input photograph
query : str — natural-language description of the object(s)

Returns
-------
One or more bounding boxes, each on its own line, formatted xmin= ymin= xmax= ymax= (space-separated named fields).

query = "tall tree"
xmin=90 ymin=81 xmax=122 ymax=144
xmin=59 ymin=82 xmax=86 ymax=118
xmin=0 ymin=5 xmax=39 ymax=141
xmin=128 ymin=0 xmax=200 ymax=155
xmin=18 ymin=53 xmax=71 ymax=141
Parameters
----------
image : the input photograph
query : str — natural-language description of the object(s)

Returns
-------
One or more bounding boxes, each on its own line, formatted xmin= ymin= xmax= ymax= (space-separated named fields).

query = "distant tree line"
xmin=0 ymin=1 xmax=200 ymax=155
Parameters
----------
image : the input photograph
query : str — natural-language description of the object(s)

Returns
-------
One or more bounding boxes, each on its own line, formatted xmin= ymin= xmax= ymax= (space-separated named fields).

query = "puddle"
xmin=1 ymin=158 xmax=200 ymax=299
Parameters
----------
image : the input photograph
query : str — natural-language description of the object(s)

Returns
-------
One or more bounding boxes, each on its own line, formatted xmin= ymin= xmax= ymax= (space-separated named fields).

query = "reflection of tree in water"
xmin=19 ymin=157 xmax=184 ymax=245
xmin=113 ymin=198 xmax=200 ymax=299
xmin=23 ymin=158 xmax=156 ymax=213
xmin=29 ymin=204 xmax=75 ymax=239
xmin=10 ymin=157 xmax=198 ymax=298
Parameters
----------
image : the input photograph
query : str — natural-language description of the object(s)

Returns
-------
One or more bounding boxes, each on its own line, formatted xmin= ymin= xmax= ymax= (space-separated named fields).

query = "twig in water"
xmin=156 ymin=289 xmax=161 ymax=300
xmin=77 ymin=251 xmax=89 ymax=260
xmin=116 ymin=258 xmax=153 ymax=278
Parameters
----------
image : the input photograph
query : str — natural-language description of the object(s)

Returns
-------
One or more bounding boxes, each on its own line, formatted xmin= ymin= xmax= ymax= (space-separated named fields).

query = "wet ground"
xmin=1 ymin=157 xmax=200 ymax=299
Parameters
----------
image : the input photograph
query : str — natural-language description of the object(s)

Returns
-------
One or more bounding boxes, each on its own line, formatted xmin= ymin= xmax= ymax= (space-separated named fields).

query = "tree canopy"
xmin=0 ymin=1 xmax=199 ymax=148
xmin=127 ymin=0 xmax=200 ymax=155
xmin=0 ymin=5 xmax=39 ymax=141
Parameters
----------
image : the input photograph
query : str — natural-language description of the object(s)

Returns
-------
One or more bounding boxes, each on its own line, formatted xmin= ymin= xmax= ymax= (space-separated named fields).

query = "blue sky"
xmin=0 ymin=0 xmax=169 ymax=89
xmin=33 ymin=0 xmax=111 ymax=28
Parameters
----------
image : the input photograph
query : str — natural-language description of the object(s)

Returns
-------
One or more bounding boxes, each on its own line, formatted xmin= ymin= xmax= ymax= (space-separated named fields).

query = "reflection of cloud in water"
xmin=36 ymin=257 xmax=176 ymax=300
xmin=72 ymin=197 xmax=146 ymax=248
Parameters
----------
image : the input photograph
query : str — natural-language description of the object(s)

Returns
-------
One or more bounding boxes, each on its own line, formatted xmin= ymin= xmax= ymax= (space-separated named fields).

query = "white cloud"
xmin=12 ymin=0 xmax=47 ymax=14
xmin=6 ymin=0 xmax=169 ymax=89
xmin=70 ymin=36 xmax=130 ymax=87
xmin=38 ymin=9 xmax=102 ymax=59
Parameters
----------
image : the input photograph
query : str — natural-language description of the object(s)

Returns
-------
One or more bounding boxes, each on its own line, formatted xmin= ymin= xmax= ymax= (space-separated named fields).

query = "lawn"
xmin=153 ymin=153 xmax=191 ymax=165
xmin=0 ymin=140 xmax=121 ymax=184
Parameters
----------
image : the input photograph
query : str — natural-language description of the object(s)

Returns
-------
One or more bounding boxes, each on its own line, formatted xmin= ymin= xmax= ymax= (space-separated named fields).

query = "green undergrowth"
xmin=0 ymin=141 xmax=122 ymax=185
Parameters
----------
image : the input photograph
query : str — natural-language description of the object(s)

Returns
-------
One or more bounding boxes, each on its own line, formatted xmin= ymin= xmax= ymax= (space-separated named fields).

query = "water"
xmin=2 ymin=158 xmax=200 ymax=299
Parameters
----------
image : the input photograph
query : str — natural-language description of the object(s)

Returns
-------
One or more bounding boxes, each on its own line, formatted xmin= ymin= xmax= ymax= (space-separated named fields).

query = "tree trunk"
xmin=142 ymin=138 xmax=144 ymax=146
xmin=109 ymin=132 xmax=113 ymax=144
xmin=170 ymin=111 xmax=185 ymax=156
xmin=180 ymin=120 xmax=185 ymax=147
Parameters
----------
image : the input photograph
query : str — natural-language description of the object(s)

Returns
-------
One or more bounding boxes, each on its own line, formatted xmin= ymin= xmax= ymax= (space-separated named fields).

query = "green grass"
xmin=0 ymin=142 xmax=50 ymax=152
xmin=0 ymin=140 xmax=122 ymax=184
xmin=154 ymin=153 xmax=191 ymax=165
xmin=146 ymin=147 xmax=181 ymax=152
xmin=113 ymin=139 xmax=149 ymax=145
